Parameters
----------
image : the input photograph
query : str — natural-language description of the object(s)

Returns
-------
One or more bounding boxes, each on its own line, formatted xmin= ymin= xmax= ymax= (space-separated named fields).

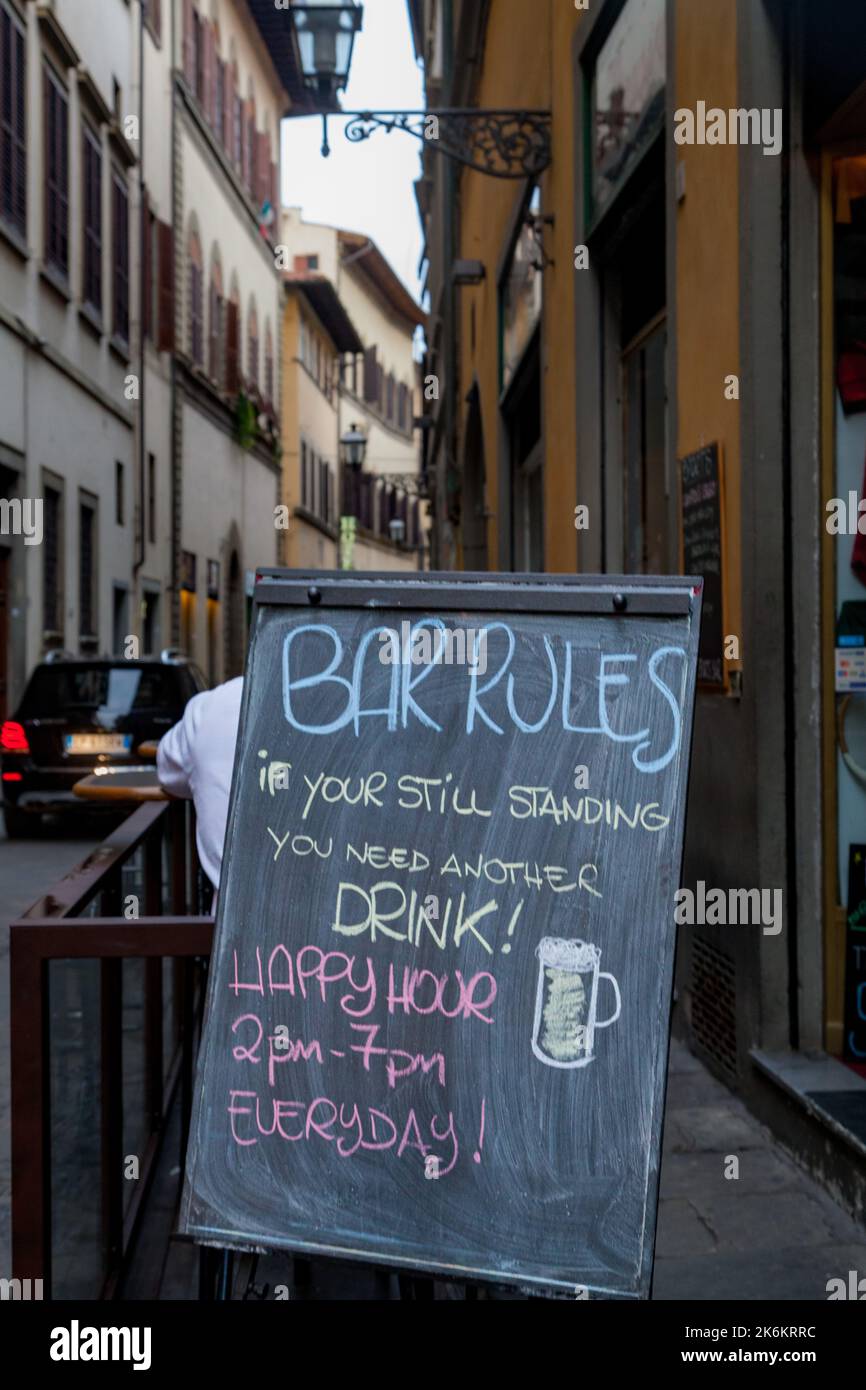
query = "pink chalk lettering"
xmin=267 ymin=944 xmax=295 ymax=993
xmin=397 ymin=1109 xmax=430 ymax=1160
xmin=267 ymin=1032 xmax=323 ymax=1085
xmin=273 ymin=1100 xmax=306 ymax=1142
xmin=429 ymin=1111 xmax=459 ymax=1175
xmin=229 ymin=947 xmax=264 ymax=996
xmin=361 ymin=1108 xmax=398 ymax=1151
xmin=231 ymin=1013 xmax=263 ymax=1064
xmin=336 ymin=1103 xmax=363 ymax=1157
xmin=339 ymin=954 xmax=377 ymax=1017
xmin=305 ymin=1096 xmax=338 ymax=1142
xmin=348 ymin=1022 xmax=389 ymax=1072
xmin=385 ymin=1048 xmax=447 ymax=1089
xmin=386 ymin=964 xmax=497 ymax=1021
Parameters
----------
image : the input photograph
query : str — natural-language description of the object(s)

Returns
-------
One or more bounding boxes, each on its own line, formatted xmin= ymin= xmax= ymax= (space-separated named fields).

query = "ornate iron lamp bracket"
xmin=316 ymin=108 xmax=551 ymax=179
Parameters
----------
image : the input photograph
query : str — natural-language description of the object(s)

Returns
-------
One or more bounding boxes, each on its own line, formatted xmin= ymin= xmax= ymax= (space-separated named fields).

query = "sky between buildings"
xmin=279 ymin=0 xmax=426 ymax=307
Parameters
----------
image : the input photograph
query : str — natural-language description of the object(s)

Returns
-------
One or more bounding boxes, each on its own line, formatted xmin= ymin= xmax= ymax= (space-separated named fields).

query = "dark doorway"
xmin=607 ymin=182 xmax=669 ymax=574
xmin=226 ymin=550 xmax=244 ymax=677
xmin=503 ymin=329 xmax=543 ymax=572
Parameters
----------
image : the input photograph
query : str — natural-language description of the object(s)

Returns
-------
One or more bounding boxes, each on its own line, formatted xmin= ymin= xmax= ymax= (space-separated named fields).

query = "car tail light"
xmin=2 ymin=771 xmax=23 ymax=781
xmin=1 ymin=721 xmax=29 ymax=753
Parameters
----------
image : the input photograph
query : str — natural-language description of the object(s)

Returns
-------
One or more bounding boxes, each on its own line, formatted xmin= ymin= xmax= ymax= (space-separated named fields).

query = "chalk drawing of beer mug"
xmin=531 ymin=937 xmax=621 ymax=1069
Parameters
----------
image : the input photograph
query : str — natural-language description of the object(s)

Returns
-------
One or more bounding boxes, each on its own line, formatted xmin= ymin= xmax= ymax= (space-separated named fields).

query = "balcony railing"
xmin=10 ymin=800 xmax=213 ymax=1299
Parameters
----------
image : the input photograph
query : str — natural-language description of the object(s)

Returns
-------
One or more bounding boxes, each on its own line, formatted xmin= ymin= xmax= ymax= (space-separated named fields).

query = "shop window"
xmin=584 ymin=0 xmax=666 ymax=227
xmin=0 ymin=1 xmax=27 ymax=239
xmin=44 ymin=64 xmax=69 ymax=277
xmin=82 ymin=124 xmax=102 ymax=314
xmin=180 ymin=551 xmax=197 ymax=656
xmin=79 ymin=496 xmax=97 ymax=643
xmin=112 ymin=172 xmax=130 ymax=345
xmin=43 ymin=484 xmax=62 ymax=637
xmin=501 ymin=186 xmax=542 ymax=394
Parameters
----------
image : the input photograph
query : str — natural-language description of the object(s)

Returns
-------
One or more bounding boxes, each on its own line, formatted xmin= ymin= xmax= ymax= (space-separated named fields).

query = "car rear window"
xmin=20 ymin=665 xmax=184 ymax=717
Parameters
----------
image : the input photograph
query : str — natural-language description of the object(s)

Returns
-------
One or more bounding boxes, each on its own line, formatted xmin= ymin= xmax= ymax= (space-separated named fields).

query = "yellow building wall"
xmin=674 ymin=0 xmax=742 ymax=665
xmin=281 ymin=293 xmax=338 ymax=569
xmin=456 ymin=0 xmax=581 ymax=573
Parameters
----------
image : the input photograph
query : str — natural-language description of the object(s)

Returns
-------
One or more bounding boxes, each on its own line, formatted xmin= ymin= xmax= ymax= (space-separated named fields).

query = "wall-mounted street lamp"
xmin=284 ymin=2 xmax=551 ymax=179
xmin=290 ymin=0 xmax=362 ymax=107
xmin=339 ymin=422 xmax=367 ymax=472
xmin=388 ymin=517 xmax=406 ymax=545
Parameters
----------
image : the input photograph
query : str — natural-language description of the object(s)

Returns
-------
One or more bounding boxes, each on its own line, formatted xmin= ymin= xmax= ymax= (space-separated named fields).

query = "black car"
xmin=1 ymin=651 xmax=208 ymax=836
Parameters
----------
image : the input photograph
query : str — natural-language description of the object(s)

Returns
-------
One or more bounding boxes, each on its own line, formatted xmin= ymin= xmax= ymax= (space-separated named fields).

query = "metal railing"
xmin=10 ymin=800 xmax=213 ymax=1299
xmin=341 ymin=464 xmax=421 ymax=546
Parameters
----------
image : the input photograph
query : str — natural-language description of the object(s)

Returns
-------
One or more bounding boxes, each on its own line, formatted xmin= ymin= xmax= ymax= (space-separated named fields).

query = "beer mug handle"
xmin=595 ymin=972 xmax=621 ymax=1028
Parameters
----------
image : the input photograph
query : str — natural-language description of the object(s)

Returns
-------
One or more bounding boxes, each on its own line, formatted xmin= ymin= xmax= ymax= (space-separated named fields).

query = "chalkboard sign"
xmin=844 ymin=845 xmax=866 ymax=1063
xmin=180 ymin=571 xmax=702 ymax=1297
xmin=680 ymin=444 xmax=725 ymax=688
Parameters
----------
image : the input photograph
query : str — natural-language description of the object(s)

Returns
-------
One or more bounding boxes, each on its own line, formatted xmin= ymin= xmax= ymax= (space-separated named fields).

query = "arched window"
xmin=188 ymin=224 xmax=203 ymax=366
xmin=212 ymin=9 xmax=225 ymax=145
xmin=248 ymin=300 xmax=259 ymax=392
xmin=226 ymin=275 xmax=240 ymax=393
xmin=230 ymin=50 xmax=241 ymax=169
xmin=244 ymin=82 xmax=256 ymax=195
xmin=209 ymin=248 xmax=224 ymax=385
xmin=264 ymin=322 xmax=274 ymax=405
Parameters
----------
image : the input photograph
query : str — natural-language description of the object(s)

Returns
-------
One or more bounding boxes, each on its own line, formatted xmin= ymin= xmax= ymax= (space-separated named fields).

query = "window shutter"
xmin=44 ymin=70 xmax=69 ymax=275
xmin=364 ymin=345 xmax=378 ymax=403
xmin=142 ymin=204 xmax=152 ymax=339
xmin=226 ymin=299 xmax=239 ymax=393
xmin=183 ymin=0 xmax=194 ymax=86
xmin=243 ymin=101 xmax=256 ymax=195
xmin=189 ymin=259 xmax=202 ymax=364
xmin=204 ymin=22 xmax=215 ymax=125
xmin=231 ymin=73 xmax=240 ymax=166
xmin=256 ymin=131 xmax=269 ymax=209
xmin=14 ymin=20 xmax=25 ymax=232
xmin=113 ymin=175 xmax=129 ymax=343
xmin=1 ymin=11 xmax=27 ymax=237
xmin=59 ymin=85 xmax=69 ymax=270
xmin=225 ymin=60 xmax=232 ymax=148
xmin=157 ymin=219 xmax=174 ymax=352
xmin=83 ymin=130 xmax=102 ymax=312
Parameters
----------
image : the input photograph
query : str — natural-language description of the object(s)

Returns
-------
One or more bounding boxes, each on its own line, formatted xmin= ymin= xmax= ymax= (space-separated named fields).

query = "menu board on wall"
xmin=844 ymin=845 xmax=866 ymax=1063
xmin=680 ymin=443 xmax=726 ymax=689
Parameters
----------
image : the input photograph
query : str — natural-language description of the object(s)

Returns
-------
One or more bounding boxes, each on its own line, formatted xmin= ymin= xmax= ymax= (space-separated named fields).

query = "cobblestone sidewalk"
xmin=654 ymin=1039 xmax=866 ymax=1300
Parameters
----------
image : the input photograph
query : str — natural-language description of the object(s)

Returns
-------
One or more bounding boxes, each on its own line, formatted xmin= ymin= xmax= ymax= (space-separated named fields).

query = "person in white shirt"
xmin=156 ymin=675 xmax=243 ymax=891
xmin=156 ymin=669 xmax=402 ymax=1299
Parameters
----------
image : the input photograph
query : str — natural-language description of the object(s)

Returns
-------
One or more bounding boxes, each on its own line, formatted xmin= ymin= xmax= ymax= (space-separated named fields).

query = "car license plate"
xmin=65 ymin=733 xmax=132 ymax=755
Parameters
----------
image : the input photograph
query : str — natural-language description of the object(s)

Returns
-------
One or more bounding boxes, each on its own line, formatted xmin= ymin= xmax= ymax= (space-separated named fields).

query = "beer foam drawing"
xmin=531 ymin=937 xmax=621 ymax=1068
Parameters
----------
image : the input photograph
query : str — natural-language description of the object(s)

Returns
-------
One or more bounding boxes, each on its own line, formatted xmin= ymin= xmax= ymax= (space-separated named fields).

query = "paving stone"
xmin=665 ymin=1068 xmax=738 ymax=1109
xmin=655 ymin=1198 xmax=718 ymax=1258
xmin=663 ymin=1104 xmax=769 ymax=1153
xmin=652 ymin=1243 xmax=866 ymax=1301
xmin=692 ymin=1190 xmax=846 ymax=1254
xmin=667 ymin=1040 xmax=705 ymax=1075
xmin=659 ymin=1147 xmax=804 ymax=1201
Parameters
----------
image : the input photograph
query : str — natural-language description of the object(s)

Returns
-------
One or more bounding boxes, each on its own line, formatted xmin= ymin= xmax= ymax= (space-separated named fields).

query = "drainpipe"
xmin=780 ymin=0 xmax=799 ymax=1051
xmin=170 ymin=0 xmax=180 ymax=646
xmin=133 ymin=0 xmax=147 ymax=595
